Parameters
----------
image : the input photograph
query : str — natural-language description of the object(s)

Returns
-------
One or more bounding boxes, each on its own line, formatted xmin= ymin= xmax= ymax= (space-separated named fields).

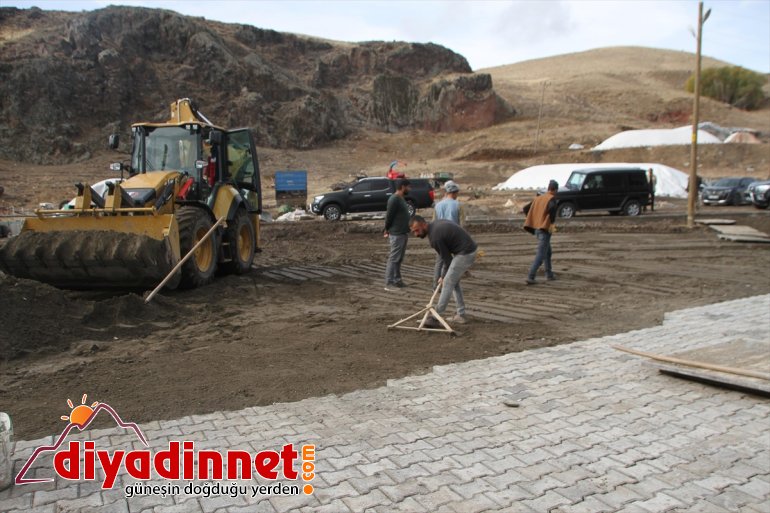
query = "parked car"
xmin=309 ymin=177 xmax=434 ymax=221
xmin=746 ymin=180 xmax=770 ymax=209
xmin=553 ymin=167 xmax=651 ymax=218
xmin=701 ymin=177 xmax=754 ymax=206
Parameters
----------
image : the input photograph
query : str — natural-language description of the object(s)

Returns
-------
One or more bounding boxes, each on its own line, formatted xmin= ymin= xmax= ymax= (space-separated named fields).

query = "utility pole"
xmin=688 ymin=2 xmax=711 ymax=228
xmin=533 ymin=81 xmax=548 ymax=157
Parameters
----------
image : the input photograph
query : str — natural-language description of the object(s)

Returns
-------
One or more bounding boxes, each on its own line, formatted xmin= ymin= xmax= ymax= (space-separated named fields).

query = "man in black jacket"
xmin=383 ymin=179 xmax=411 ymax=290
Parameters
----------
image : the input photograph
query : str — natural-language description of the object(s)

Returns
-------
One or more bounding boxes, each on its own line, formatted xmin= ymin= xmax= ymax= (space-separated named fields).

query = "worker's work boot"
xmin=451 ymin=314 xmax=467 ymax=324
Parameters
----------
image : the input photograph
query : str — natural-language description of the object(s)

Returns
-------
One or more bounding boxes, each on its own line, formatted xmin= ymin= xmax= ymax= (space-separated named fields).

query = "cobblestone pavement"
xmin=2 ymin=295 xmax=769 ymax=513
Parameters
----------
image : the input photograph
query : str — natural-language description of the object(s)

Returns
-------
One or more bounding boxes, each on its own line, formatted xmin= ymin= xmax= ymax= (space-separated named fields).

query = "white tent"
xmin=593 ymin=126 xmax=722 ymax=151
xmin=493 ymin=163 xmax=689 ymax=198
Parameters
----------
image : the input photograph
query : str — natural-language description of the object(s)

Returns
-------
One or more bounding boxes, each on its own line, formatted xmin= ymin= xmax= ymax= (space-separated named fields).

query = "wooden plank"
xmin=654 ymin=363 xmax=770 ymax=396
xmin=672 ymin=340 xmax=770 ymax=374
xmin=616 ymin=340 xmax=770 ymax=395
xmin=613 ymin=345 xmax=770 ymax=381
xmin=695 ymin=218 xmax=736 ymax=225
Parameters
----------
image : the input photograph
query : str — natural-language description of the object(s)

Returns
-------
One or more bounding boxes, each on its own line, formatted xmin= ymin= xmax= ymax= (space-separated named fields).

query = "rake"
xmin=387 ymin=282 xmax=455 ymax=334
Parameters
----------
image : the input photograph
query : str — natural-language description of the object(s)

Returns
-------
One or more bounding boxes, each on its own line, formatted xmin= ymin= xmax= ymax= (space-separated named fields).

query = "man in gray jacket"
xmin=410 ymin=215 xmax=477 ymax=325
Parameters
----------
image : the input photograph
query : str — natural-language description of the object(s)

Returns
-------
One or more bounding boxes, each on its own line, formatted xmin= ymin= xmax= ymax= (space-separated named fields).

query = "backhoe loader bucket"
xmin=0 ymin=214 xmax=181 ymax=290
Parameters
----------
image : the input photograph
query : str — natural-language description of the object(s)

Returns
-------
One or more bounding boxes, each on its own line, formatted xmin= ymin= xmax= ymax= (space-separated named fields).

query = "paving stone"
xmin=705 ymin=488 xmax=763 ymax=511
xmin=6 ymin=504 xmax=56 ymax=513
xmin=412 ymin=486 xmax=464 ymax=510
xmin=447 ymin=492 xmax=503 ymax=513
xmin=340 ymin=489 xmax=389 ymax=512
xmin=383 ymin=496 xmax=430 ymax=512
xmin=521 ymin=489 xmax=571 ymax=512
xmin=222 ymin=501 xmax=276 ymax=513
xmin=198 ymin=495 xmax=247 ymax=512
xmin=635 ymin=492 xmax=685 ymax=512
xmin=732 ymin=475 xmax=770 ymax=500
xmin=127 ymin=494 xmax=175 ymax=512
xmin=32 ymin=486 xmax=78 ymax=507
xmin=554 ymin=495 xmax=613 ymax=513
xmin=154 ymin=501 xmax=203 ymax=513
xmin=347 ymin=472 xmax=397 ymax=495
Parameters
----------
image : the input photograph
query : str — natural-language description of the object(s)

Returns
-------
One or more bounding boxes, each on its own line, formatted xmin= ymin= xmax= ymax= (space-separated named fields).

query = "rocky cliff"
xmin=0 ymin=6 xmax=515 ymax=163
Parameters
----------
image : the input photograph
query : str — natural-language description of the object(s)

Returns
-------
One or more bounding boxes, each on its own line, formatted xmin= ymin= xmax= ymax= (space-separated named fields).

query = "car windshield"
xmin=132 ymin=126 xmax=200 ymax=173
xmin=713 ymin=178 xmax=741 ymax=187
xmin=566 ymin=172 xmax=586 ymax=190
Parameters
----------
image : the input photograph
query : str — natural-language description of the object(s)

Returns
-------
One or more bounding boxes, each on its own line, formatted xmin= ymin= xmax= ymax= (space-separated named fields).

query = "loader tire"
xmin=224 ymin=209 xmax=255 ymax=275
xmin=177 ymin=207 xmax=217 ymax=289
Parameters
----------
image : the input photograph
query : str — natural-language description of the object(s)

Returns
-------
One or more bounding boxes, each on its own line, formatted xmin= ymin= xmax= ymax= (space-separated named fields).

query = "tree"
xmin=685 ymin=66 xmax=767 ymax=110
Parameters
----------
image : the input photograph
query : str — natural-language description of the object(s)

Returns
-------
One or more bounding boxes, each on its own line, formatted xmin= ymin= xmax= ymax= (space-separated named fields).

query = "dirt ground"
xmin=2 ymin=209 xmax=769 ymax=440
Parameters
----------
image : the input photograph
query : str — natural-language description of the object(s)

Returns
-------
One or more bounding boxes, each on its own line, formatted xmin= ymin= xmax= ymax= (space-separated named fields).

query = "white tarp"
xmin=493 ymin=163 xmax=690 ymax=198
xmin=593 ymin=126 xmax=722 ymax=151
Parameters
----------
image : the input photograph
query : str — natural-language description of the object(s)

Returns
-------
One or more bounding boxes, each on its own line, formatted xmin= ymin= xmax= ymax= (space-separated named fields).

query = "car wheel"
xmin=557 ymin=202 xmax=576 ymax=219
xmin=624 ymin=200 xmax=642 ymax=216
xmin=406 ymin=200 xmax=416 ymax=217
xmin=323 ymin=204 xmax=342 ymax=222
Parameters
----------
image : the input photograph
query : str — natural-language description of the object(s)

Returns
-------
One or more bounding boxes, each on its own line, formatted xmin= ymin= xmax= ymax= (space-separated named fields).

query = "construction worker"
xmin=432 ymin=180 xmax=463 ymax=288
xmin=648 ymin=168 xmax=657 ymax=212
xmin=410 ymin=215 xmax=477 ymax=325
xmin=383 ymin=178 xmax=411 ymax=290
xmin=523 ymin=180 xmax=558 ymax=285
xmin=433 ymin=180 xmax=462 ymax=224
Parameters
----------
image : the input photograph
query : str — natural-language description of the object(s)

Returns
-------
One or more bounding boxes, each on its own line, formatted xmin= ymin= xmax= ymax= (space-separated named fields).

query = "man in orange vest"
xmin=523 ymin=180 xmax=559 ymax=285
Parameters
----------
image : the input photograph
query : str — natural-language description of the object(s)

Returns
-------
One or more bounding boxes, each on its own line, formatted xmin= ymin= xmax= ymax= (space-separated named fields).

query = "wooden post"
xmin=688 ymin=2 xmax=710 ymax=228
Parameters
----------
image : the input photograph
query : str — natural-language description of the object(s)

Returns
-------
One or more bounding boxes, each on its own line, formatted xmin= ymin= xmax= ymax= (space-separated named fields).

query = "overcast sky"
xmin=6 ymin=0 xmax=770 ymax=72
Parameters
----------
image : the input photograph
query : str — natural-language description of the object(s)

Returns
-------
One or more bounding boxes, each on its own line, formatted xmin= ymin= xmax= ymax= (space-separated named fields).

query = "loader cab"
xmin=128 ymin=123 xmax=262 ymax=212
xmin=225 ymin=128 xmax=262 ymax=213
xmin=130 ymin=125 xmax=201 ymax=176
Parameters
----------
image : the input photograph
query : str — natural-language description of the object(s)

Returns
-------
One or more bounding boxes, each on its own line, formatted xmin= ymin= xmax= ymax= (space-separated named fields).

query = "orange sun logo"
xmin=61 ymin=394 xmax=99 ymax=427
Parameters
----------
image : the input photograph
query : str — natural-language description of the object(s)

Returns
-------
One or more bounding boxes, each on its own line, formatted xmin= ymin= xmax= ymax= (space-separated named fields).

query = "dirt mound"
xmin=0 ymin=6 xmax=513 ymax=163
xmin=0 ymin=272 xmax=185 ymax=359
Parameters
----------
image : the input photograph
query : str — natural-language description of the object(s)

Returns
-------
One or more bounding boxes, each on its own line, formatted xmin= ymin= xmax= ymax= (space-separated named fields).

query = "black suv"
xmin=310 ymin=177 xmax=435 ymax=221
xmin=555 ymin=168 xmax=651 ymax=218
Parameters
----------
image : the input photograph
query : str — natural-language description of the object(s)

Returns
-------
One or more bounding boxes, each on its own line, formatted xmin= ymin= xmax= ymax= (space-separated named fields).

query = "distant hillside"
xmin=0 ymin=6 xmax=514 ymax=163
xmin=484 ymin=46 xmax=769 ymax=129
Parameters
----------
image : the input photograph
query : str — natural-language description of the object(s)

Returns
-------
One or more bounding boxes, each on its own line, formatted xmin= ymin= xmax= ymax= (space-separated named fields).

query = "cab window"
xmin=227 ymin=131 xmax=255 ymax=185
xmin=369 ymin=179 xmax=390 ymax=191
xmin=351 ymin=181 xmax=372 ymax=193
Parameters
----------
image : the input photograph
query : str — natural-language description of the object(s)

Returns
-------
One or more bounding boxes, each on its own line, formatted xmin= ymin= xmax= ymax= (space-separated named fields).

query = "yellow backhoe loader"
xmin=0 ymin=99 xmax=262 ymax=290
